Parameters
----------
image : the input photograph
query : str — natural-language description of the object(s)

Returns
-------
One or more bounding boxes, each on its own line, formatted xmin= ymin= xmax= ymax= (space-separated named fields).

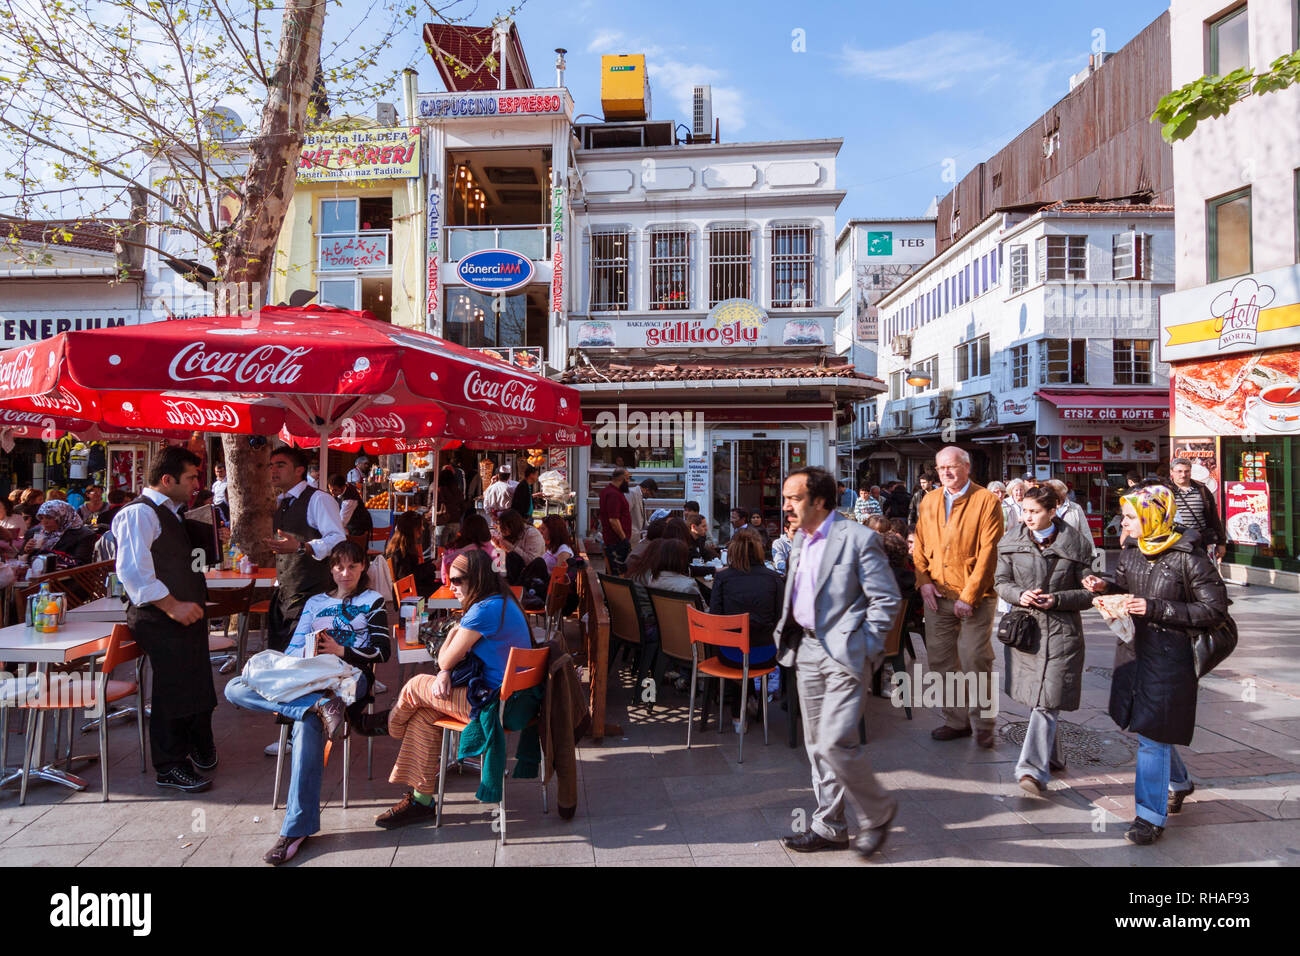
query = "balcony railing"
xmin=317 ymin=230 xmax=391 ymax=272
xmin=447 ymin=225 xmax=550 ymax=262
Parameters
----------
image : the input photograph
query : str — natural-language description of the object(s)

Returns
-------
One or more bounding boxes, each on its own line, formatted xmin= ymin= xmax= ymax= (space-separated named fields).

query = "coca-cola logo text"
xmin=167 ymin=342 xmax=310 ymax=386
xmin=463 ymin=370 xmax=537 ymax=414
xmin=350 ymin=412 xmax=404 ymax=433
xmin=0 ymin=349 xmax=35 ymax=393
xmin=161 ymin=399 xmax=242 ymax=429
xmin=0 ymin=409 xmax=44 ymax=425
xmin=29 ymin=388 xmax=83 ymax=415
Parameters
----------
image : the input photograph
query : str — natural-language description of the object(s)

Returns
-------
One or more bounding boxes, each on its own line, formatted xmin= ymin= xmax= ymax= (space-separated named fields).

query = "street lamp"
xmin=905 ymin=367 xmax=932 ymax=388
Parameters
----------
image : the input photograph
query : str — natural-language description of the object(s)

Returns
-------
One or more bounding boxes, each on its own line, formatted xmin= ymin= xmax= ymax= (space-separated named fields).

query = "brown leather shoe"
xmin=930 ymin=725 xmax=972 ymax=741
xmin=975 ymin=729 xmax=996 ymax=749
xmin=375 ymin=791 xmax=436 ymax=829
xmin=1019 ymin=775 xmax=1044 ymax=796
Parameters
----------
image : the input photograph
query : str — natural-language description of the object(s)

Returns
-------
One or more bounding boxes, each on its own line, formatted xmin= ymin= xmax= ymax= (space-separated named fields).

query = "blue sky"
xmin=367 ymin=0 xmax=1172 ymax=224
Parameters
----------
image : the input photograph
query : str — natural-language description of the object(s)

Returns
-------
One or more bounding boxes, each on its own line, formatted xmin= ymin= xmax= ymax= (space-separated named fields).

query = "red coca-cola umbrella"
xmin=0 ymin=306 xmax=587 ymax=477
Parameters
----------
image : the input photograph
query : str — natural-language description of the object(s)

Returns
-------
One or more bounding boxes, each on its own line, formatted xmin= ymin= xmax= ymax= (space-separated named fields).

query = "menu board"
xmin=1100 ymin=434 xmax=1160 ymax=462
xmin=1224 ymin=480 xmax=1270 ymax=546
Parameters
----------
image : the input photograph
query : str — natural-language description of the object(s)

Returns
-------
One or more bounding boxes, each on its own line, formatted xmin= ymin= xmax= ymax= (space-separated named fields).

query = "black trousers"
xmin=151 ymin=710 xmax=215 ymax=775
xmin=128 ymin=612 xmax=218 ymax=775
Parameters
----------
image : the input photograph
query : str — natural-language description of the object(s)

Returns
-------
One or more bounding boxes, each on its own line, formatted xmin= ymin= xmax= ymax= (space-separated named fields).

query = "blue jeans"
xmin=224 ymin=678 xmax=328 ymax=838
xmin=1015 ymin=706 xmax=1065 ymax=785
xmin=1134 ymin=735 xmax=1192 ymax=828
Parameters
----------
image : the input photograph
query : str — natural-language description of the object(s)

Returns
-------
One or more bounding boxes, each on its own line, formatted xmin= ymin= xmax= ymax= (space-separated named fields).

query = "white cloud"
xmin=586 ymin=29 xmax=625 ymax=54
xmin=647 ymin=58 xmax=746 ymax=132
xmin=839 ymin=31 xmax=1021 ymax=92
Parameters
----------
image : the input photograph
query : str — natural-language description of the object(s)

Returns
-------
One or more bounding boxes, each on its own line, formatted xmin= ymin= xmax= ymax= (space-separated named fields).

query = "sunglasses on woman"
xmin=448 ymin=575 xmax=467 ymax=586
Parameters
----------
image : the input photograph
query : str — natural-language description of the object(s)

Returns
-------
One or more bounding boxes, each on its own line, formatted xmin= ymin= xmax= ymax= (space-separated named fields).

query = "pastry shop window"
xmin=444 ymin=286 xmax=547 ymax=359
xmin=708 ymin=226 xmax=753 ymax=306
xmin=590 ymin=229 xmax=632 ymax=312
xmin=1113 ymin=339 xmax=1154 ymax=385
xmin=770 ymin=224 xmax=817 ymax=308
xmin=1220 ymin=436 xmax=1299 ymax=572
xmin=649 ymin=228 xmax=692 ymax=310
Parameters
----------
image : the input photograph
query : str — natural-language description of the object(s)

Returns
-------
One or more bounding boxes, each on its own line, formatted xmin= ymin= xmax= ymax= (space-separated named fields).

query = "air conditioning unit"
xmin=955 ymin=395 xmax=985 ymax=422
xmin=891 ymin=333 xmax=912 ymax=358
xmin=376 ymin=102 xmax=398 ymax=126
xmin=892 ymin=411 xmax=908 ymax=432
xmin=692 ymin=86 xmax=713 ymax=142
xmin=929 ymin=392 xmax=952 ymax=420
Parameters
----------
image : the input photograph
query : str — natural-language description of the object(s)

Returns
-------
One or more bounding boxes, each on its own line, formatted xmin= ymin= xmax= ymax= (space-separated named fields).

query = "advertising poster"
xmin=1171 ymin=436 xmax=1221 ymax=497
xmin=1171 ymin=346 xmax=1299 ymax=436
xmin=1100 ymin=434 xmax=1160 ymax=462
xmin=1059 ymin=436 xmax=1103 ymax=471
xmin=1224 ymin=480 xmax=1270 ymax=546
xmin=297 ymin=128 xmax=421 ymax=182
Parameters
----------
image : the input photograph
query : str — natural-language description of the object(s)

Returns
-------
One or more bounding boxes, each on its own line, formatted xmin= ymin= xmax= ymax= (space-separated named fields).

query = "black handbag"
xmin=419 ymin=616 xmax=457 ymax=669
xmin=1176 ymin=559 xmax=1238 ymax=678
xmin=996 ymin=553 xmax=1060 ymax=653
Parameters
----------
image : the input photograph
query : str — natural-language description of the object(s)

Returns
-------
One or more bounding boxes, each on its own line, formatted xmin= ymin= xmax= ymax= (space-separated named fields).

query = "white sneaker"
xmin=373 ymin=680 xmax=388 ymax=694
xmin=264 ymin=740 xmax=290 ymax=756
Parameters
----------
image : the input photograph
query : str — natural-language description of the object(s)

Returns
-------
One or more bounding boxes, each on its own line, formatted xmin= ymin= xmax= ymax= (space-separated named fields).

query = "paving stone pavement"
xmin=2 ymin=584 xmax=1297 ymax=867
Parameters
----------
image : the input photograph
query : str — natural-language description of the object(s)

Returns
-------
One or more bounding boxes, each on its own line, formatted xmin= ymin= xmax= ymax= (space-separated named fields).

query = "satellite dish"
xmin=204 ymin=106 xmax=244 ymax=141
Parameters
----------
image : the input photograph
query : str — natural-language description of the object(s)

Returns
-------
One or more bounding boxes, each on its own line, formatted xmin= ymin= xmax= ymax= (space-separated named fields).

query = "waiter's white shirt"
xmin=113 ymin=487 xmax=184 ymax=606
xmin=338 ymin=493 xmax=358 ymax=528
xmin=210 ymin=478 xmax=228 ymax=506
xmin=276 ymin=480 xmax=346 ymax=560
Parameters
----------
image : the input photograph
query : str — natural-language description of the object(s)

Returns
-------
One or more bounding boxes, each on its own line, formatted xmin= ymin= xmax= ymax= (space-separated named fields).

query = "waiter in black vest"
xmin=113 ymin=446 xmax=215 ymax=793
xmin=265 ymin=446 xmax=346 ymax=654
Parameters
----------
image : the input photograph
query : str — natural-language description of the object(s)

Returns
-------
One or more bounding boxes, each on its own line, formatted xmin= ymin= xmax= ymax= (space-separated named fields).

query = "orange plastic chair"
xmin=686 ymin=605 xmax=778 ymax=763
xmin=394 ymin=575 xmax=418 ymax=603
xmin=16 ymin=623 xmax=146 ymax=805
xmin=434 ymin=644 xmax=549 ymax=845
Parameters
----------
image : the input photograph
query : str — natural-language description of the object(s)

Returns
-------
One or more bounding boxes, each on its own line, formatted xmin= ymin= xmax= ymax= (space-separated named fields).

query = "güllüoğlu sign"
xmin=297 ymin=127 xmax=421 ymax=182
xmin=455 ymin=249 xmax=535 ymax=293
xmin=573 ymin=303 xmax=828 ymax=349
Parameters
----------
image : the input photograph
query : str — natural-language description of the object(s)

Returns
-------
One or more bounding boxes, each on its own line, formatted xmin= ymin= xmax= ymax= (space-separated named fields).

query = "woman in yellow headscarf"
xmin=1083 ymin=482 xmax=1228 ymax=848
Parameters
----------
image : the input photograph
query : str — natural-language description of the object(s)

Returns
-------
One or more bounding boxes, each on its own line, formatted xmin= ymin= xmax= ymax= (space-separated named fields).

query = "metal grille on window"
xmin=708 ymin=227 xmax=751 ymax=306
xmin=649 ymin=229 xmax=691 ymax=310
xmin=590 ymin=230 xmax=630 ymax=311
xmin=1114 ymin=339 xmax=1153 ymax=385
xmin=771 ymin=225 xmax=815 ymax=308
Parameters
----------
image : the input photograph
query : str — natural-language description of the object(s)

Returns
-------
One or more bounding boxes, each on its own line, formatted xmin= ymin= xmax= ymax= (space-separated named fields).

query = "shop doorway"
xmin=711 ymin=430 xmax=810 ymax=543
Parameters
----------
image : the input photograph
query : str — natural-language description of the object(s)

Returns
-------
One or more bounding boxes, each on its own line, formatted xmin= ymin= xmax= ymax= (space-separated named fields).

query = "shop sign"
xmin=426 ymin=188 xmax=440 ymax=325
xmin=685 ymin=455 xmax=709 ymax=505
xmin=1034 ymin=435 xmax=1051 ymax=463
xmin=297 ymin=128 xmax=420 ymax=182
xmin=1224 ymin=480 xmax=1270 ymax=546
xmin=1172 ymin=345 xmax=1300 ymax=436
xmin=473 ymin=345 xmax=543 ymax=373
xmin=549 ymin=183 xmax=565 ymax=324
xmin=1100 ymin=434 xmax=1159 ymax=462
xmin=1160 ymin=263 xmax=1300 ymax=362
xmin=1059 ymin=436 xmax=1102 ymax=463
xmin=572 ymin=308 xmax=828 ymax=349
xmin=1 ymin=311 xmax=139 ymax=347
xmin=1086 ymin=513 xmax=1104 ymax=546
xmin=1001 ymin=398 xmax=1031 ymax=417
xmin=417 ymin=89 xmax=565 ymax=120
xmin=456 ymin=249 xmax=535 ymax=293
xmin=319 ymin=234 xmax=388 ymax=270
xmin=1060 ymin=406 xmax=1167 ymax=421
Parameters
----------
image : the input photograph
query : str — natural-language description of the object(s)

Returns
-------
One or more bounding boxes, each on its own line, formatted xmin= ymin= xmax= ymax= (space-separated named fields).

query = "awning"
xmin=1036 ymin=389 xmax=1169 ymax=422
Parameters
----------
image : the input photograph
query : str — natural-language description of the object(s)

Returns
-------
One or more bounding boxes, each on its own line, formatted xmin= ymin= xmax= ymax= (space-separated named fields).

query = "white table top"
xmin=0 ymin=619 xmax=116 ymax=664
xmin=206 ymin=576 xmax=277 ymax=589
xmin=65 ymin=596 xmax=129 ymax=623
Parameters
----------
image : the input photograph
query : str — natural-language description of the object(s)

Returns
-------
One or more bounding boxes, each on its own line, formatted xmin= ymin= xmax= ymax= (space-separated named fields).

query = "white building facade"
xmin=875 ymin=203 xmax=1174 ymax=548
xmin=1161 ymin=0 xmax=1300 ymax=588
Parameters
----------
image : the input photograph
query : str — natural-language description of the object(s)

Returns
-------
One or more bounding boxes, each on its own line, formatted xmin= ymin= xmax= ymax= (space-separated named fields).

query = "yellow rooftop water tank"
xmin=600 ymin=54 xmax=650 ymax=121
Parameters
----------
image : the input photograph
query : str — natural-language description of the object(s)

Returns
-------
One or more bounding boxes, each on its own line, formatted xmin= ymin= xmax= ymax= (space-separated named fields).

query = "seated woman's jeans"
xmin=224 ymin=677 xmax=367 ymax=838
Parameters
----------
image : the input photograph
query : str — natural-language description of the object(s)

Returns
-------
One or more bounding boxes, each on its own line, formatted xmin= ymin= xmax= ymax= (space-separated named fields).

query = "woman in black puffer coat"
xmin=1083 ymin=483 xmax=1228 ymax=848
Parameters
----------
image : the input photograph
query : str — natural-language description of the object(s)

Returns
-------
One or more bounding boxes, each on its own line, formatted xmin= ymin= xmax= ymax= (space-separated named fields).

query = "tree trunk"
xmin=216 ymin=0 xmax=325 ymax=563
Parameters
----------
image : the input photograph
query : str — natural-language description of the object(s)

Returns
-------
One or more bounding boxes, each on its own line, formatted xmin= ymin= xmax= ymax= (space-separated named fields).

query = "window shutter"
xmin=1036 ymin=237 xmax=1047 ymax=284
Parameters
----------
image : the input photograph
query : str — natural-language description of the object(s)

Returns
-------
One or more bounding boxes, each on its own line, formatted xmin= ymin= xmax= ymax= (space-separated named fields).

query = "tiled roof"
xmin=559 ymin=361 xmax=881 ymax=385
xmin=3 ymin=219 xmax=131 ymax=253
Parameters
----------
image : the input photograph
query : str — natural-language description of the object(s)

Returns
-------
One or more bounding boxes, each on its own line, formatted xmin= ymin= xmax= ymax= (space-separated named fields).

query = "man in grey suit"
xmin=775 ymin=466 xmax=902 ymax=858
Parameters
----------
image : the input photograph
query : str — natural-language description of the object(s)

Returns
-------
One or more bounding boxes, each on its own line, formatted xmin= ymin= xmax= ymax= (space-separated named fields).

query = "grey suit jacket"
xmin=773 ymin=513 xmax=902 ymax=673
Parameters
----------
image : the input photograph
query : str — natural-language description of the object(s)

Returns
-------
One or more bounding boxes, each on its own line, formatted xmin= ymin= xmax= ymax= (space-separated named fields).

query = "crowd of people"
xmin=70 ymin=437 xmax=1230 ymax=865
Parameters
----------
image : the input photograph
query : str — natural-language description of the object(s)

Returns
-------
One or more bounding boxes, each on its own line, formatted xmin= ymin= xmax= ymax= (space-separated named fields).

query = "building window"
xmin=956 ymin=335 xmax=991 ymax=381
xmin=912 ymin=355 xmax=938 ymax=394
xmin=770 ymin=225 xmax=815 ymax=308
xmin=708 ymin=226 xmax=752 ymax=306
xmin=649 ymin=228 xmax=691 ymax=310
xmin=590 ymin=229 xmax=631 ymax=311
xmin=1037 ymin=235 xmax=1087 ymax=280
xmin=1208 ymin=5 xmax=1249 ymax=75
xmin=889 ymin=370 xmax=903 ymax=401
xmin=1113 ymin=339 xmax=1154 ymax=385
xmin=1041 ymin=338 xmax=1087 ymax=385
xmin=1112 ymin=232 xmax=1151 ymax=280
xmin=1010 ymin=343 xmax=1030 ymax=388
xmin=1207 ymin=187 xmax=1252 ymax=282
xmin=1010 ymin=244 xmax=1029 ymax=293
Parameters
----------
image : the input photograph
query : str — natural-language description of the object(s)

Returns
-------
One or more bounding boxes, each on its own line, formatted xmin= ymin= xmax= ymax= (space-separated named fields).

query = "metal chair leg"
xmin=342 ymin=725 xmax=350 ymax=809
xmin=499 ymin=784 xmax=507 ymax=846
xmin=19 ymin=707 xmax=40 ymax=806
xmin=761 ymin=673 xmax=770 ymax=746
xmin=435 ymin=730 xmax=448 ymax=828
xmin=136 ymin=672 xmax=147 ymax=773
xmin=686 ymin=660 xmax=697 ymax=750
xmin=271 ymin=722 xmax=289 ymax=809
xmin=99 ymin=699 xmax=109 ymax=802
xmin=739 ymin=665 xmax=748 ymax=764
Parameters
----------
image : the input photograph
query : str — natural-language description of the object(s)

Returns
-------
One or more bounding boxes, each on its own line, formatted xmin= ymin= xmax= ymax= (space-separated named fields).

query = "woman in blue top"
xmin=375 ymin=548 xmax=532 ymax=829
xmin=224 ymin=540 xmax=390 ymax=865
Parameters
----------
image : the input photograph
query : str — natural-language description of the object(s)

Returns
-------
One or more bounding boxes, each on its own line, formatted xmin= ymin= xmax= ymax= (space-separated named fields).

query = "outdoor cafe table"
xmin=66 ymin=596 xmax=129 ymax=623
xmin=0 ymin=619 xmax=118 ymax=793
xmin=395 ymin=586 xmax=462 ymax=675
xmin=205 ymin=568 xmax=278 ymax=588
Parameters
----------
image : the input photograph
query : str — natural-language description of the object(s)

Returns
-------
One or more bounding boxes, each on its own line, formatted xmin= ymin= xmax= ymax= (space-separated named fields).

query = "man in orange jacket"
xmin=912 ymin=446 xmax=1004 ymax=747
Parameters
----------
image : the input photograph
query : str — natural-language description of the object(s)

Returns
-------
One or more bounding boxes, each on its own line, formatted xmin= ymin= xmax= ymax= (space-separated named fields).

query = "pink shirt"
xmin=792 ymin=512 xmax=836 ymax=630
xmin=440 ymin=542 xmax=498 ymax=582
